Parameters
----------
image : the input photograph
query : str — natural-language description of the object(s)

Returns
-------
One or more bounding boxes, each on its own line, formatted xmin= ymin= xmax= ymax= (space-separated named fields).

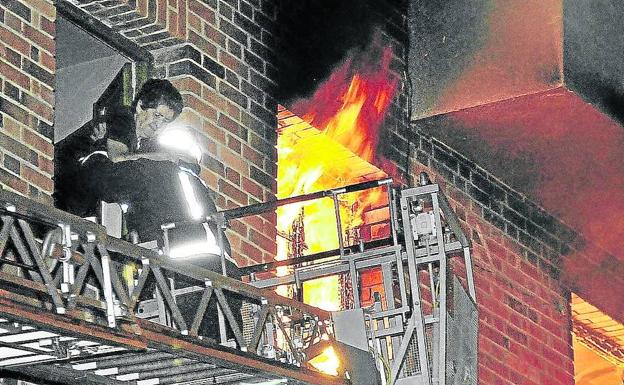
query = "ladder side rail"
xmin=397 ymin=189 xmax=432 ymax=385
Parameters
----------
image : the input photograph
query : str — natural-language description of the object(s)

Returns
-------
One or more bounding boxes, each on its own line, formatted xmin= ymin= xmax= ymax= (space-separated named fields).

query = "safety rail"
xmin=231 ymin=176 xmax=478 ymax=385
xmin=0 ymin=188 xmax=341 ymax=385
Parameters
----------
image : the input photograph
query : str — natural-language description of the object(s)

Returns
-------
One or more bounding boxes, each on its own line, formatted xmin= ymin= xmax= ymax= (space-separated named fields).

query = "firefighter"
xmin=78 ymin=79 xmax=243 ymax=344
xmin=80 ymin=79 xmax=235 ymax=261
xmin=89 ymin=78 xmax=185 ymax=163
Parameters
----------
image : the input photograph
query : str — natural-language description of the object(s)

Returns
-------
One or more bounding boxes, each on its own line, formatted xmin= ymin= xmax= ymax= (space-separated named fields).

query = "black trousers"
xmin=81 ymin=155 xmax=225 ymax=245
xmin=81 ymin=155 xmax=242 ymax=342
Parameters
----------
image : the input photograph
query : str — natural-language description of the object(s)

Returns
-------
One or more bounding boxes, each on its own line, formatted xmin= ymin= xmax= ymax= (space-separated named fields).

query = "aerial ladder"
xmin=0 ymin=174 xmax=476 ymax=385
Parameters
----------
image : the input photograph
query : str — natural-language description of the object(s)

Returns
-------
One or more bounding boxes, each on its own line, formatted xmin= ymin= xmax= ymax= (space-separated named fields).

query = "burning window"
xmin=275 ymin=45 xmax=399 ymax=311
xmin=572 ymin=293 xmax=624 ymax=384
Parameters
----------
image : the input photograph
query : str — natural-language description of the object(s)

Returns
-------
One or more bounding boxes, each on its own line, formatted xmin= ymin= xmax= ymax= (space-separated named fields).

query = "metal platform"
xmin=0 ymin=189 xmax=343 ymax=385
xmin=246 ymin=179 xmax=478 ymax=385
xmin=0 ymin=177 xmax=478 ymax=385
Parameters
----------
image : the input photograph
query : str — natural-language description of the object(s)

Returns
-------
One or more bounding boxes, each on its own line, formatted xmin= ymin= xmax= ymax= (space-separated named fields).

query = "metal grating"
xmin=399 ymin=329 xmax=421 ymax=377
xmin=0 ymin=317 xmax=127 ymax=368
xmin=425 ymin=323 xmax=433 ymax=376
xmin=241 ymin=301 xmax=255 ymax=348
xmin=0 ymin=189 xmax=346 ymax=385
xmin=0 ymin=313 xmax=278 ymax=385
xmin=445 ymin=276 xmax=478 ymax=385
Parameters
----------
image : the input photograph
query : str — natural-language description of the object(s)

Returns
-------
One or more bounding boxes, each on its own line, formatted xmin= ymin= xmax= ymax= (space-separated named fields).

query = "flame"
xmin=276 ymin=42 xmax=398 ymax=310
xmin=308 ymin=346 xmax=340 ymax=376
xmin=293 ymin=45 xmax=398 ymax=164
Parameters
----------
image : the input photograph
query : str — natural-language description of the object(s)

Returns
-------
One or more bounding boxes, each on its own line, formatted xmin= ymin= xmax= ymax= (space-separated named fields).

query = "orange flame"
xmin=308 ymin=346 xmax=341 ymax=376
xmin=292 ymin=45 xmax=398 ymax=164
xmin=276 ymin=43 xmax=398 ymax=310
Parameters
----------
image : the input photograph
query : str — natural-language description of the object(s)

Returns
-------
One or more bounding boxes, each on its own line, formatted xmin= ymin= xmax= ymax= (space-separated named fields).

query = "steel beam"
xmin=138 ymin=319 xmax=344 ymax=385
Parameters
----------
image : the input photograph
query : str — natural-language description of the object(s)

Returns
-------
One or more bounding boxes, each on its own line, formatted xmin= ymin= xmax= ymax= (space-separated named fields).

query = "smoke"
xmin=448 ymin=87 xmax=624 ymax=319
xmin=276 ymin=0 xmax=392 ymax=102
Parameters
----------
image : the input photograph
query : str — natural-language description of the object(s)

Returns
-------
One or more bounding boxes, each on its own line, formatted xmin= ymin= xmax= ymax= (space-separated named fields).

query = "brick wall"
xmin=371 ymin=2 xmax=577 ymax=384
xmin=427 ymin=163 xmax=574 ymax=385
xmin=378 ymin=70 xmax=577 ymax=384
xmin=381 ymin=108 xmax=577 ymax=383
xmin=0 ymin=0 xmax=55 ymax=202
xmin=62 ymin=0 xmax=278 ymax=266
xmin=164 ymin=0 xmax=278 ymax=266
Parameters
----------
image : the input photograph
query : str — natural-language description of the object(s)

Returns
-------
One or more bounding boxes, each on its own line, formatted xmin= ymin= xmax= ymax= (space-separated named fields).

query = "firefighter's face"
xmin=135 ymin=102 xmax=177 ymax=139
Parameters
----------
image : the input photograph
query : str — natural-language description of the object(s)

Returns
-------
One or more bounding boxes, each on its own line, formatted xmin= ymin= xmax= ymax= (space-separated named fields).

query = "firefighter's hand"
xmin=90 ymin=122 xmax=106 ymax=142
xmin=168 ymin=152 xmax=198 ymax=165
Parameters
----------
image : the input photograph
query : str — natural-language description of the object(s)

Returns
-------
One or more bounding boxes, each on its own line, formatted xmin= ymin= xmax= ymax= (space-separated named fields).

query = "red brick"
xmin=240 ymin=213 xmax=266 ymax=235
xmin=172 ymin=76 xmax=203 ymax=97
xmin=226 ymin=231 xmax=242 ymax=252
xmin=188 ymin=0 xmax=216 ymax=25
xmin=0 ymin=168 xmax=28 ymax=194
xmin=249 ymin=227 xmax=276 ymax=255
xmin=219 ymin=50 xmax=248 ymax=78
xmin=217 ymin=113 xmax=241 ymax=136
xmin=2 ymin=116 xmax=21 ymax=137
xmin=202 ymin=121 xmax=225 ymax=144
xmin=30 ymin=80 xmax=53 ymax=105
xmin=157 ymin=0 xmax=166 ymax=26
xmin=225 ymin=166 xmax=240 ymax=185
xmin=23 ymin=0 xmax=55 ymax=20
xmin=222 ymin=99 xmax=242 ymax=120
xmin=23 ymin=23 xmax=54 ymax=54
xmin=167 ymin=10 xmax=180 ymax=38
xmin=39 ymin=50 xmax=54 ymax=71
xmin=205 ymin=23 xmax=226 ymax=46
xmin=203 ymin=87 xmax=240 ymax=119
xmin=199 ymin=167 xmax=218 ymax=191
xmin=262 ymin=189 xmax=275 ymax=203
xmin=241 ymin=143 xmax=263 ymax=168
xmin=241 ymin=176 xmax=262 ymax=200
xmin=22 ymin=165 xmax=52 ymax=192
xmin=0 ymin=59 xmax=30 ymax=89
xmin=37 ymin=154 xmax=52 ymax=175
xmin=261 ymin=251 xmax=274 ymax=264
xmin=240 ymin=239 xmax=262 ymax=263
xmin=187 ymin=11 xmax=202 ymax=34
xmin=218 ymin=177 xmax=247 ymax=205
xmin=4 ymin=12 xmax=22 ymax=33
xmin=185 ymin=93 xmax=218 ymax=121
xmin=226 ymin=134 xmax=241 ymax=153
xmin=21 ymin=92 xmax=52 ymax=122
xmin=22 ymin=128 xmax=52 ymax=155
xmin=40 ymin=16 xmax=54 ymax=36
xmin=188 ymin=29 xmax=217 ymax=58
xmin=229 ymin=219 xmax=248 ymax=238
xmin=259 ymin=211 xmax=276 ymax=227
xmin=178 ymin=0 xmax=186 ymax=37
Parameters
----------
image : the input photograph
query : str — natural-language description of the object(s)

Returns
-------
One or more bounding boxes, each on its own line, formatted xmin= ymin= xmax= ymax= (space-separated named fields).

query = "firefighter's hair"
xmin=131 ymin=79 xmax=183 ymax=117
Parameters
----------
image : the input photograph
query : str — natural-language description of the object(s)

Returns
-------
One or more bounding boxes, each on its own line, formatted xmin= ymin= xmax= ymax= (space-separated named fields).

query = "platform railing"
xmin=0 ymin=188 xmax=336 ymax=376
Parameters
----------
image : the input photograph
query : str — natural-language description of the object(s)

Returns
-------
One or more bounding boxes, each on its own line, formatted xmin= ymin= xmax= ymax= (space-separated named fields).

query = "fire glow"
xmin=276 ymin=44 xmax=398 ymax=311
xmin=446 ymin=88 xmax=624 ymax=320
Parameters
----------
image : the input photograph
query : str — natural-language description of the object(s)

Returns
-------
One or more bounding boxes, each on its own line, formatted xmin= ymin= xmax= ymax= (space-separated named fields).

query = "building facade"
xmin=0 ymin=0 xmax=623 ymax=384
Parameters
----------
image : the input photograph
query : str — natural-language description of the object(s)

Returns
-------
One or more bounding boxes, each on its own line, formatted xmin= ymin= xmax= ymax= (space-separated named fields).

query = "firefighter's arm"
xmin=106 ymin=138 xmax=195 ymax=163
